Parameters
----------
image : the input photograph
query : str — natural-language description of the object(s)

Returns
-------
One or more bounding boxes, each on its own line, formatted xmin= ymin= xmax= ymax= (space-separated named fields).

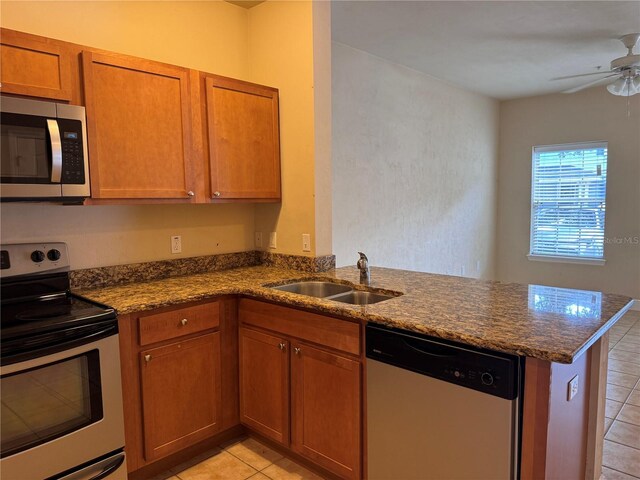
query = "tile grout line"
xmin=603 ymin=464 xmax=640 ymax=480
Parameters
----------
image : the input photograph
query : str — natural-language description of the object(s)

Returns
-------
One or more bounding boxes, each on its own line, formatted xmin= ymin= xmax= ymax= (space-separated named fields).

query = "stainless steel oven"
xmin=1 ymin=97 xmax=90 ymax=202
xmin=1 ymin=243 xmax=126 ymax=480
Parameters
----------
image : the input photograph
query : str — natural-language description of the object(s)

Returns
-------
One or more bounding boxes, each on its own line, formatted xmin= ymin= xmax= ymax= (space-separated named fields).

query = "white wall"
xmin=497 ymin=87 xmax=640 ymax=299
xmin=331 ymin=42 xmax=500 ymax=278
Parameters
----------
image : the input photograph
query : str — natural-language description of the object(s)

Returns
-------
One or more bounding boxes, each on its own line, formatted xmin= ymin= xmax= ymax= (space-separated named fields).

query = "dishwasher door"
xmin=366 ymin=325 xmax=520 ymax=480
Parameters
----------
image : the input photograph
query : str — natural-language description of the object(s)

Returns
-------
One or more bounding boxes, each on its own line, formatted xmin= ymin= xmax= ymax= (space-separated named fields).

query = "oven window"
xmin=0 ymin=350 xmax=103 ymax=458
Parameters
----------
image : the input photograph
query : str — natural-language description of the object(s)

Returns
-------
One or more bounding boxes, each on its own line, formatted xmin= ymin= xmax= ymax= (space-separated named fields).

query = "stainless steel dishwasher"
xmin=366 ymin=324 xmax=522 ymax=480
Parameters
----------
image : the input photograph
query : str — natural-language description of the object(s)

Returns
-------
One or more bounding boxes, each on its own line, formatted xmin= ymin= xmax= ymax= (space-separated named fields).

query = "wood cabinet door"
xmin=140 ymin=332 xmax=221 ymax=461
xmin=291 ymin=342 xmax=362 ymax=480
xmin=82 ymin=51 xmax=195 ymax=200
xmin=0 ymin=29 xmax=72 ymax=101
xmin=205 ymin=76 xmax=281 ymax=200
xmin=239 ymin=327 xmax=289 ymax=445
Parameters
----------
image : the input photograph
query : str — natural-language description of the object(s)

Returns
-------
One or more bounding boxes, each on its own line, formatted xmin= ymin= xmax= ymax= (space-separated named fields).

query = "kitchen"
xmin=1 ymin=1 xmax=639 ymax=480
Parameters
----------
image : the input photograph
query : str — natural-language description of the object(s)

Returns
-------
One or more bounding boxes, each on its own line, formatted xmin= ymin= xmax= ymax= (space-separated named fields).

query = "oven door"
xmin=0 ymin=333 xmax=126 ymax=480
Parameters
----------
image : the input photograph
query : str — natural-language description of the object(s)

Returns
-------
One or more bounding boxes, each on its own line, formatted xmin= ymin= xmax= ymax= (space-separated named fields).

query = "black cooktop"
xmin=2 ymin=292 xmax=116 ymax=341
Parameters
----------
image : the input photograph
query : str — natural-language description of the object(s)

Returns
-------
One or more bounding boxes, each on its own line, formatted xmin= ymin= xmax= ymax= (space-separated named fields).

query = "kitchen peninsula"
xmin=78 ymin=261 xmax=632 ymax=480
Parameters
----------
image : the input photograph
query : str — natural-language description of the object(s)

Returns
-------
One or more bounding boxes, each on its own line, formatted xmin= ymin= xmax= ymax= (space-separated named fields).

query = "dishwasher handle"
xmin=401 ymin=336 xmax=458 ymax=358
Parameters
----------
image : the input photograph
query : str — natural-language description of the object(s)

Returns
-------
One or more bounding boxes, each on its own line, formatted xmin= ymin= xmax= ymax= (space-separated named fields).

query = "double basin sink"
xmin=269 ymin=280 xmax=400 ymax=305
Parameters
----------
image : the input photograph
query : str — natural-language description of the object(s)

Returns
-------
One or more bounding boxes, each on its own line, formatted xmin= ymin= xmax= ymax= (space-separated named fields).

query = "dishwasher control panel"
xmin=366 ymin=324 xmax=520 ymax=400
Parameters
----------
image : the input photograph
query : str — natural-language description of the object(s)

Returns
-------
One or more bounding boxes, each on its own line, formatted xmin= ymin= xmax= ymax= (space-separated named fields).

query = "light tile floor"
xmin=602 ymin=309 xmax=640 ymax=480
xmin=152 ymin=436 xmax=324 ymax=480
xmin=152 ymin=310 xmax=640 ymax=480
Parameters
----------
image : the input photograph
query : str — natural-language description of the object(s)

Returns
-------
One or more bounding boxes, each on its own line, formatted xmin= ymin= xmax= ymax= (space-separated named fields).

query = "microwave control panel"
xmin=58 ymin=119 xmax=85 ymax=184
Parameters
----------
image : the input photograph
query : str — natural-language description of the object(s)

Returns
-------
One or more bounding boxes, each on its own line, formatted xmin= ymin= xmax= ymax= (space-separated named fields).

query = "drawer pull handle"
xmin=180 ymin=318 xmax=188 ymax=326
xmin=187 ymin=190 xmax=195 ymax=197
xmin=213 ymin=191 xmax=221 ymax=198
xmin=278 ymin=342 xmax=286 ymax=351
xmin=144 ymin=354 xmax=152 ymax=363
xmin=294 ymin=347 xmax=301 ymax=355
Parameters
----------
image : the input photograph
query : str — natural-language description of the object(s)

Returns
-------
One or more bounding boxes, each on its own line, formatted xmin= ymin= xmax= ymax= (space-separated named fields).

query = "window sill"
xmin=527 ymin=254 xmax=605 ymax=266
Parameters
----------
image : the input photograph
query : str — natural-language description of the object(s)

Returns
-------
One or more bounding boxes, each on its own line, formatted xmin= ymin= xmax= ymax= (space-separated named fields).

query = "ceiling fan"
xmin=558 ymin=33 xmax=640 ymax=96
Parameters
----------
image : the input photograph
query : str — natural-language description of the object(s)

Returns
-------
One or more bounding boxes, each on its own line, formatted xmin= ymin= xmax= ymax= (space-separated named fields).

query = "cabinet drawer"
xmin=138 ymin=302 xmax=220 ymax=346
xmin=239 ymin=299 xmax=360 ymax=356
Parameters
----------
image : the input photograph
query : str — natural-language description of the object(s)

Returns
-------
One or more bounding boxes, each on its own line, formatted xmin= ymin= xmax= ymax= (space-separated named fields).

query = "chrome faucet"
xmin=357 ymin=252 xmax=370 ymax=285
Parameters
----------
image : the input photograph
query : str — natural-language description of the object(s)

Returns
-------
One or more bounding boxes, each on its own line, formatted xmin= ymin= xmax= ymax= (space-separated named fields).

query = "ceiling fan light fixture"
xmin=607 ymin=76 xmax=629 ymax=96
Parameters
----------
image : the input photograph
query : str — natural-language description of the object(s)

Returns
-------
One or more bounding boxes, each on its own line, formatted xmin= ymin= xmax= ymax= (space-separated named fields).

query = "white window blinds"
xmin=530 ymin=142 xmax=608 ymax=260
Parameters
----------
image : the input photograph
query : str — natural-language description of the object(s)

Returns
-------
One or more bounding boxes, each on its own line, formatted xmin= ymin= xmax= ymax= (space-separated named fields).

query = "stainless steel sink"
xmin=271 ymin=281 xmax=352 ymax=298
xmin=329 ymin=290 xmax=396 ymax=305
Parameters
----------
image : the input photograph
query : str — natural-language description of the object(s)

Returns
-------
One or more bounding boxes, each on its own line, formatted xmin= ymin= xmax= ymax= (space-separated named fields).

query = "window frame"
xmin=528 ymin=141 xmax=608 ymax=265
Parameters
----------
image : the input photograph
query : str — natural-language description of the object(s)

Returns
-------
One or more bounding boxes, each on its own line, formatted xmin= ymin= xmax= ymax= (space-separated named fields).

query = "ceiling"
xmin=331 ymin=1 xmax=640 ymax=100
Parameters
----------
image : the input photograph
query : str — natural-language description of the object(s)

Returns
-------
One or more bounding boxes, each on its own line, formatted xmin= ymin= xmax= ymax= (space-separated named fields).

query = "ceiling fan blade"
xmin=552 ymin=70 xmax=616 ymax=80
xmin=563 ymin=74 xmax=619 ymax=94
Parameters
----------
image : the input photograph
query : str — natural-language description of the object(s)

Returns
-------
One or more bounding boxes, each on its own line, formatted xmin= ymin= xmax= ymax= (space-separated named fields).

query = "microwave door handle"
xmin=47 ymin=119 xmax=62 ymax=183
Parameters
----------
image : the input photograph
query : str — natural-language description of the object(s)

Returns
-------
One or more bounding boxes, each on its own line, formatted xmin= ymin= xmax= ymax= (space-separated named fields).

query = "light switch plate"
xmin=568 ymin=374 xmax=579 ymax=401
xmin=255 ymin=232 xmax=262 ymax=248
xmin=302 ymin=234 xmax=311 ymax=252
xmin=269 ymin=232 xmax=277 ymax=249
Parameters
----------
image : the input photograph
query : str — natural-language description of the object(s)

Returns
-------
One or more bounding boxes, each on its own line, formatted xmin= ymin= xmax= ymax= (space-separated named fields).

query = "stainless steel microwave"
xmin=1 ymin=96 xmax=90 ymax=202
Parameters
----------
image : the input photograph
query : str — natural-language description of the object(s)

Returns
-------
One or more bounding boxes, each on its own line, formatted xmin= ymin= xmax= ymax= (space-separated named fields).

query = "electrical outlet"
xmin=171 ymin=235 xmax=182 ymax=254
xmin=269 ymin=232 xmax=277 ymax=249
xmin=302 ymin=234 xmax=311 ymax=252
xmin=255 ymin=232 xmax=263 ymax=248
xmin=568 ymin=375 xmax=579 ymax=401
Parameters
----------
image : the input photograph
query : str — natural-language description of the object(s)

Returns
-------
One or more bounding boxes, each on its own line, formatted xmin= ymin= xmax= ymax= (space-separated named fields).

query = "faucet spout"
xmin=357 ymin=252 xmax=370 ymax=285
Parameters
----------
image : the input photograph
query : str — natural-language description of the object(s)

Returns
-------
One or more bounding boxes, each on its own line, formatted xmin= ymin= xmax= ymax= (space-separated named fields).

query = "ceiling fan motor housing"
xmin=611 ymin=54 xmax=640 ymax=70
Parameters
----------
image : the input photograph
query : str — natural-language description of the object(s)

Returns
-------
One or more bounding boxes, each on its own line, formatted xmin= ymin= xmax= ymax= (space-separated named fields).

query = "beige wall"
xmin=0 ymin=0 xmax=330 ymax=269
xmin=497 ymin=87 xmax=640 ymax=299
xmin=248 ymin=1 xmax=331 ymax=256
xmin=332 ymin=43 xmax=500 ymax=278
xmin=0 ymin=0 xmax=250 ymax=78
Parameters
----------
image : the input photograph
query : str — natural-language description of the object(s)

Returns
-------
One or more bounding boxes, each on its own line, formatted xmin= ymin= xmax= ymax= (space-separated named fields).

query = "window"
xmin=529 ymin=142 xmax=608 ymax=263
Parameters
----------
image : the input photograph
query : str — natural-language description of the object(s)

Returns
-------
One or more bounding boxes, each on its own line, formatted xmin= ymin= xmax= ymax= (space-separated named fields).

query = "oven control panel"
xmin=0 ymin=243 xmax=69 ymax=277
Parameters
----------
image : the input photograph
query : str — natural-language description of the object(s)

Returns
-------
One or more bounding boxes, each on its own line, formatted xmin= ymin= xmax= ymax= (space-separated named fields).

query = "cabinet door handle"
xmin=278 ymin=342 xmax=286 ymax=351
xmin=144 ymin=354 xmax=152 ymax=363
xmin=294 ymin=347 xmax=301 ymax=355
xmin=212 ymin=191 xmax=221 ymax=198
xmin=187 ymin=190 xmax=195 ymax=197
xmin=180 ymin=318 xmax=188 ymax=326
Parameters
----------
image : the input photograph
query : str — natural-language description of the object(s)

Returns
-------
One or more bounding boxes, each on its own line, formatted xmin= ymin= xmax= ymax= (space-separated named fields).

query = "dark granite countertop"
xmin=78 ymin=265 xmax=633 ymax=364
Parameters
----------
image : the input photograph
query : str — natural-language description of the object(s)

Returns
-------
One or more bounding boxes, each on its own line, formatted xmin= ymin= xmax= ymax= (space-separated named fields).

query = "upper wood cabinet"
xmin=0 ymin=29 xmax=73 ymax=101
xmin=204 ymin=76 xmax=281 ymax=200
xmin=82 ymin=51 xmax=196 ymax=200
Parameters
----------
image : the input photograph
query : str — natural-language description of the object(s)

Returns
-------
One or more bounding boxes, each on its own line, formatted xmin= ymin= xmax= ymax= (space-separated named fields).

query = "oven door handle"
xmin=47 ymin=119 xmax=63 ymax=183
xmin=54 ymin=451 xmax=125 ymax=480
xmin=1 ymin=321 xmax=118 ymax=369
xmin=88 ymin=453 xmax=125 ymax=480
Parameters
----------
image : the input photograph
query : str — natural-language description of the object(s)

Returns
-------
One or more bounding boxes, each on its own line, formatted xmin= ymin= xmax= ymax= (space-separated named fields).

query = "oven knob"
xmin=481 ymin=372 xmax=494 ymax=386
xmin=47 ymin=249 xmax=61 ymax=261
xmin=31 ymin=250 xmax=45 ymax=263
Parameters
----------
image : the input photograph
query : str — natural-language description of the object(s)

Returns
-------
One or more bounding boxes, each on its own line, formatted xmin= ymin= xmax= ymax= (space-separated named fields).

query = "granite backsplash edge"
xmin=70 ymin=251 xmax=336 ymax=289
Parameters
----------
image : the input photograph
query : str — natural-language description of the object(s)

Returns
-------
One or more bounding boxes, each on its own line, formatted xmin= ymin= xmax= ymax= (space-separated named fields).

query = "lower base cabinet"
xmin=140 ymin=332 xmax=221 ymax=461
xmin=290 ymin=342 xmax=361 ymax=480
xmin=239 ymin=327 xmax=289 ymax=445
xmin=239 ymin=300 xmax=362 ymax=480
xmin=119 ymin=299 xmax=236 ymax=473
